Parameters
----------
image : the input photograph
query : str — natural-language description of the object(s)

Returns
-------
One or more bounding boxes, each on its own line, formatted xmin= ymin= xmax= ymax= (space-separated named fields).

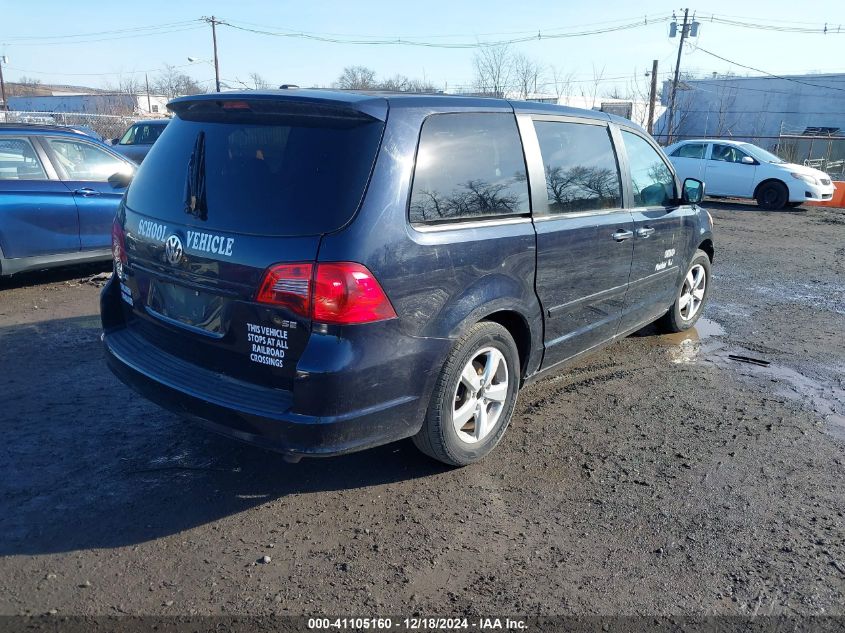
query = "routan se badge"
xmin=164 ymin=234 xmax=184 ymax=265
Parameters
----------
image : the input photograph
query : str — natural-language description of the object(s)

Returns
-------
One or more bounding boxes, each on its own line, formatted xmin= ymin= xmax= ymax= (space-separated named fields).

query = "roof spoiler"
xmin=168 ymin=93 xmax=388 ymax=122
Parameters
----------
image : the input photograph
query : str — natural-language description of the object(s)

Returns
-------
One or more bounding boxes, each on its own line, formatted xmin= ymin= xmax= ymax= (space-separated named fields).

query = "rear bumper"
xmin=103 ymin=326 xmax=425 ymax=458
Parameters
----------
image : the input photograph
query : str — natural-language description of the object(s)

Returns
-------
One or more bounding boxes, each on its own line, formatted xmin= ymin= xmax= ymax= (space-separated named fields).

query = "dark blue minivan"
xmin=101 ymin=90 xmax=712 ymax=465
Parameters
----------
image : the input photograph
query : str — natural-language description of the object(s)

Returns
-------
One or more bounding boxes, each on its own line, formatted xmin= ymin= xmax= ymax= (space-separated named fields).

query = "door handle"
xmin=612 ymin=229 xmax=634 ymax=242
xmin=74 ymin=188 xmax=100 ymax=197
xmin=636 ymin=226 xmax=656 ymax=238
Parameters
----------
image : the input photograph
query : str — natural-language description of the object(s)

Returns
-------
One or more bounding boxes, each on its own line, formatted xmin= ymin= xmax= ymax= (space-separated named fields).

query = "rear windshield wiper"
xmin=184 ymin=131 xmax=207 ymax=221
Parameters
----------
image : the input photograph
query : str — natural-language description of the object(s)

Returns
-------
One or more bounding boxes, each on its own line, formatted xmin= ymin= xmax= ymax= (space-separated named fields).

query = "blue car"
xmin=101 ymin=90 xmax=712 ymax=465
xmin=110 ymin=119 xmax=169 ymax=165
xmin=0 ymin=124 xmax=135 ymax=276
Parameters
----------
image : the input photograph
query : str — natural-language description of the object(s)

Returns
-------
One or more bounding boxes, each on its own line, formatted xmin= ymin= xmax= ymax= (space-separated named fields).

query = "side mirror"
xmin=111 ymin=138 xmax=120 ymax=146
xmin=741 ymin=155 xmax=755 ymax=165
xmin=108 ymin=170 xmax=133 ymax=189
xmin=682 ymin=178 xmax=704 ymax=205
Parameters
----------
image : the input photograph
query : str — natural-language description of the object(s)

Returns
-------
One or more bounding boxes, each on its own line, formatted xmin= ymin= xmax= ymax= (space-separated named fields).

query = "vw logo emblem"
xmin=164 ymin=235 xmax=184 ymax=266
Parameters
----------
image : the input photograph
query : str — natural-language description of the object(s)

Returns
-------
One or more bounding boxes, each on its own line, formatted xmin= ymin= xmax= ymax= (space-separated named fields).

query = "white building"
xmin=8 ymin=92 xmax=170 ymax=115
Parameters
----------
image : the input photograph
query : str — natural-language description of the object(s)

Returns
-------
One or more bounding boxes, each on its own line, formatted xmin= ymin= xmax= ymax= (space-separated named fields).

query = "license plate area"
xmin=146 ymin=280 xmax=227 ymax=337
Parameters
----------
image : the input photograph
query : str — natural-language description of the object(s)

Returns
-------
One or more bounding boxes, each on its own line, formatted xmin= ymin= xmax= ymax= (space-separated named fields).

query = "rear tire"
xmin=657 ymin=250 xmax=711 ymax=333
xmin=412 ymin=321 xmax=520 ymax=466
xmin=756 ymin=181 xmax=789 ymax=210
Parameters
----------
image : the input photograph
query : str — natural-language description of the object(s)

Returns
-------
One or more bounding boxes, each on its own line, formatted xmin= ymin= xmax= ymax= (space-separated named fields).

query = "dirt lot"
xmin=0 ymin=201 xmax=843 ymax=618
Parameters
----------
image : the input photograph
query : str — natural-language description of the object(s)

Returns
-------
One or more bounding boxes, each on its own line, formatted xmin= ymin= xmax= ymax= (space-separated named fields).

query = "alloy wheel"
xmin=452 ymin=347 xmax=509 ymax=444
xmin=679 ymin=263 xmax=706 ymax=320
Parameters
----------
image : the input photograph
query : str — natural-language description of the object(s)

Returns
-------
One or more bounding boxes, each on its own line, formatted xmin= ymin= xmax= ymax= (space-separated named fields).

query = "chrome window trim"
xmin=531 ymin=207 xmax=629 ymax=221
xmin=411 ymin=216 xmax=532 ymax=233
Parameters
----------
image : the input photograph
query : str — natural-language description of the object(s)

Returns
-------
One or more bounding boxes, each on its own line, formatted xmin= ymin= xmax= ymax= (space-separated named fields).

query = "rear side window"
xmin=672 ymin=143 xmax=706 ymax=159
xmin=120 ymin=123 xmax=167 ymax=146
xmin=0 ymin=138 xmax=47 ymax=180
xmin=126 ymin=112 xmax=384 ymax=236
xmin=622 ymin=131 xmax=676 ymax=207
xmin=533 ymin=120 xmax=622 ymax=214
xmin=409 ymin=113 xmax=529 ymax=224
xmin=46 ymin=138 xmax=127 ymax=181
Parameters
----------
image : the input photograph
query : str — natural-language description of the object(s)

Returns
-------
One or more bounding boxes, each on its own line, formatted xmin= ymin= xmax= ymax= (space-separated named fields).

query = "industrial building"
xmin=657 ymin=73 xmax=845 ymax=178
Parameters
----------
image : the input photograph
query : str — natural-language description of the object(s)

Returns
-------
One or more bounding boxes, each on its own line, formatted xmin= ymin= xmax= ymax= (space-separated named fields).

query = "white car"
xmin=666 ymin=139 xmax=835 ymax=210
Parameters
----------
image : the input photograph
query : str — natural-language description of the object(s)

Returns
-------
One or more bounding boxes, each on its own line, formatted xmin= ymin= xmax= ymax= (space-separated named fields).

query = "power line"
xmin=693 ymin=46 xmax=845 ymax=93
xmin=3 ymin=24 xmax=206 ymax=47
xmin=5 ymin=60 xmax=207 ymax=78
xmin=2 ymin=19 xmax=202 ymax=41
xmin=217 ymin=16 xmax=672 ymax=49
xmin=224 ymin=12 xmax=675 ymax=40
xmin=703 ymin=15 xmax=842 ymax=35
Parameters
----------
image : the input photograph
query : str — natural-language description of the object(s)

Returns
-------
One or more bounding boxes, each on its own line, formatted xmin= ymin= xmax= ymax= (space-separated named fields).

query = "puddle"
xmin=657 ymin=316 xmax=845 ymax=440
xmin=664 ymin=317 xmax=726 ymax=364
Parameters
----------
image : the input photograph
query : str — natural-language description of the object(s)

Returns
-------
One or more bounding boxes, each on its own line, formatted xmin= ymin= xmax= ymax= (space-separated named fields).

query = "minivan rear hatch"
xmin=117 ymin=93 xmax=387 ymax=388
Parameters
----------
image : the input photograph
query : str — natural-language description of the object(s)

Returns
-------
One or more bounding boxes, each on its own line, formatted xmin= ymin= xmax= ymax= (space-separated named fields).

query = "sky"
xmin=1 ymin=0 xmax=844 ymax=95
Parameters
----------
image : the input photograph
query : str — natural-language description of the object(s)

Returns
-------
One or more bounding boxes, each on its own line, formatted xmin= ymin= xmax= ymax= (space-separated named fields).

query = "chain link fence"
xmin=0 ymin=111 xmax=142 ymax=144
xmin=774 ymin=125 xmax=845 ymax=181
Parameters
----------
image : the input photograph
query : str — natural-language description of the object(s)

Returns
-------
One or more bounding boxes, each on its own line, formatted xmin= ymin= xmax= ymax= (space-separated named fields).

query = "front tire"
xmin=756 ymin=181 xmax=789 ymax=210
xmin=657 ymin=250 xmax=711 ymax=333
xmin=413 ymin=321 xmax=520 ymax=466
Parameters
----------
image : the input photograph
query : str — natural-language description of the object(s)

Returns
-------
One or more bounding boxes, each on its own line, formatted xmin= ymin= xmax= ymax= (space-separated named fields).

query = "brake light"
xmin=256 ymin=263 xmax=313 ymax=318
xmin=222 ymin=100 xmax=251 ymax=110
xmin=112 ymin=219 xmax=127 ymax=264
xmin=256 ymin=262 xmax=396 ymax=325
xmin=112 ymin=219 xmax=127 ymax=277
xmin=313 ymin=263 xmax=397 ymax=324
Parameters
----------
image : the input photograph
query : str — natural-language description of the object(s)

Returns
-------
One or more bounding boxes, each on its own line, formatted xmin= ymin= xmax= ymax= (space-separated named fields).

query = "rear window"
xmin=671 ymin=143 xmax=706 ymax=159
xmin=126 ymin=110 xmax=384 ymax=236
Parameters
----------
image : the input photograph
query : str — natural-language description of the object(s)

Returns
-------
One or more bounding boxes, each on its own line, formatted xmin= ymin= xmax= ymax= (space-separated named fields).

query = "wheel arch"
xmin=698 ymin=238 xmax=714 ymax=263
xmin=753 ymin=178 xmax=788 ymax=199
xmin=480 ymin=309 xmax=533 ymax=379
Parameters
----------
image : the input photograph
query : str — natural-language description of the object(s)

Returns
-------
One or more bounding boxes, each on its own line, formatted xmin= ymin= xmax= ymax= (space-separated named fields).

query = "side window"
xmin=533 ymin=120 xmax=622 ymax=214
xmin=119 ymin=126 xmax=138 ymax=145
xmin=672 ymin=143 xmax=706 ymax=159
xmin=46 ymin=138 xmax=127 ymax=181
xmin=409 ymin=113 xmax=530 ymax=224
xmin=0 ymin=138 xmax=48 ymax=181
xmin=622 ymin=131 xmax=676 ymax=207
xmin=711 ymin=144 xmax=747 ymax=163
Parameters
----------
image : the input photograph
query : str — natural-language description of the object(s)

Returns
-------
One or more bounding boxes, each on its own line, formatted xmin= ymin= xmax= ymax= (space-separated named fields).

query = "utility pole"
xmin=646 ymin=59 xmax=659 ymax=135
xmin=203 ymin=16 xmax=222 ymax=92
xmin=666 ymin=8 xmax=691 ymax=145
xmin=0 ymin=56 xmax=7 ymax=112
xmin=145 ymin=73 xmax=152 ymax=113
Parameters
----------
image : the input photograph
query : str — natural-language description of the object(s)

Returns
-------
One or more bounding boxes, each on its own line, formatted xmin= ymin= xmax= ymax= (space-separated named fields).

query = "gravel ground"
xmin=0 ymin=201 xmax=843 ymax=618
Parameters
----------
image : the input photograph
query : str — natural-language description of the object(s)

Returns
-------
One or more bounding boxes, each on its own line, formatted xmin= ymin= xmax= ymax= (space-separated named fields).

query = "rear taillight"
xmin=256 ymin=263 xmax=313 ymax=317
xmin=112 ymin=219 xmax=127 ymax=276
xmin=313 ymin=263 xmax=397 ymax=324
xmin=112 ymin=219 xmax=127 ymax=264
xmin=256 ymin=262 xmax=396 ymax=325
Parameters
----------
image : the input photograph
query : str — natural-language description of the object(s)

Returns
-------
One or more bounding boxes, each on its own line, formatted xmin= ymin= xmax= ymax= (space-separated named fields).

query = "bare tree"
xmin=405 ymin=78 xmax=437 ymax=93
xmin=613 ymin=67 xmax=658 ymax=128
xmin=579 ymin=64 xmax=605 ymax=110
xmin=712 ymin=81 xmax=739 ymax=137
xmin=248 ymin=73 xmax=270 ymax=90
xmin=334 ymin=66 xmax=377 ymax=90
xmin=549 ymin=65 xmax=574 ymax=103
xmin=104 ymin=74 xmax=144 ymax=97
xmin=154 ymin=65 xmax=204 ymax=99
xmin=473 ymin=45 xmax=513 ymax=98
xmin=379 ymin=74 xmax=410 ymax=92
xmin=512 ymin=53 xmax=544 ymax=99
xmin=8 ymin=76 xmax=43 ymax=96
